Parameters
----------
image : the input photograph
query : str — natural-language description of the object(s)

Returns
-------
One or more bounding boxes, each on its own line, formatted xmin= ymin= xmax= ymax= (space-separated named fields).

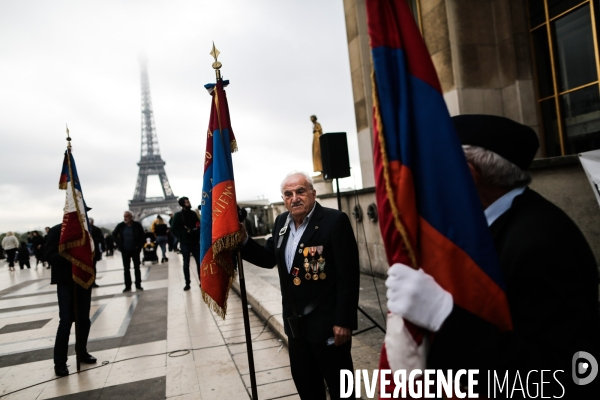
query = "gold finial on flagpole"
xmin=210 ymin=42 xmax=222 ymax=80
xmin=66 ymin=124 xmax=72 ymax=149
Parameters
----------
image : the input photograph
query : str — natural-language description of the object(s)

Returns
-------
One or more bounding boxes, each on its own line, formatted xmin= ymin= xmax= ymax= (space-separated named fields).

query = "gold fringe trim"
xmin=371 ymin=68 xmax=418 ymax=269
xmin=230 ymin=139 xmax=238 ymax=153
xmin=201 ymin=273 xmax=234 ymax=320
xmin=212 ymin=231 xmax=241 ymax=275
xmin=73 ymin=274 xmax=94 ymax=290
xmin=59 ymin=182 xmax=67 ymax=190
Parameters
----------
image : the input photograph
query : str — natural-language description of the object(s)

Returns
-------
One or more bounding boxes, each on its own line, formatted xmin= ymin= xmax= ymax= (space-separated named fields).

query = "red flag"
xmin=58 ymin=148 xmax=95 ymax=289
xmin=367 ymin=0 xmax=512 ymax=394
xmin=200 ymin=79 xmax=241 ymax=319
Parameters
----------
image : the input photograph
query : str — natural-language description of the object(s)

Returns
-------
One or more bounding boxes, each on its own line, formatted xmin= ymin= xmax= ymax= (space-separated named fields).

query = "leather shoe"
xmin=136 ymin=286 xmax=144 ymax=291
xmin=81 ymin=353 xmax=97 ymax=364
xmin=54 ymin=365 xmax=69 ymax=377
xmin=183 ymin=285 xmax=191 ymax=291
xmin=123 ymin=287 xmax=131 ymax=293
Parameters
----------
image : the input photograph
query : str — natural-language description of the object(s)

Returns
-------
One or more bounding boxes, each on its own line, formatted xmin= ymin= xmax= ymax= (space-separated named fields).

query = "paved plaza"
xmin=0 ymin=253 xmax=299 ymax=399
xmin=0 ymin=248 xmax=387 ymax=399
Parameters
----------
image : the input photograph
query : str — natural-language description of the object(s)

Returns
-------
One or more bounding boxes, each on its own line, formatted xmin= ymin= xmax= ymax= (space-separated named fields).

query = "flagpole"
xmin=210 ymin=43 xmax=259 ymax=399
xmin=66 ymin=126 xmax=82 ymax=373
xmin=237 ymin=253 xmax=259 ymax=400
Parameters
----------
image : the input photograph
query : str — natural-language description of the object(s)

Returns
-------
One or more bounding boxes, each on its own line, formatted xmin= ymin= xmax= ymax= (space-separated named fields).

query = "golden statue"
xmin=311 ymin=115 xmax=323 ymax=173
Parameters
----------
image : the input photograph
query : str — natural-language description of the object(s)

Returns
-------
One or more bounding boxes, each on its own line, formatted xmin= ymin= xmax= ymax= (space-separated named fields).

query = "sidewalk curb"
xmin=231 ymin=269 xmax=289 ymax=347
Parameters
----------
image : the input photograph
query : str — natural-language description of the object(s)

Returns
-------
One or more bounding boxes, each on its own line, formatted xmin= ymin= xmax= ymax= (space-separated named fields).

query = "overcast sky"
xmin=0 ymin=0 xmax=361 ymax=232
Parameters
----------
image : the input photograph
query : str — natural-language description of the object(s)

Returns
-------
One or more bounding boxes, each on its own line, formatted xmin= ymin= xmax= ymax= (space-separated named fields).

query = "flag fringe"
xmin=212 ymin=231 xmax=241 ymax=275
xmin=230 ymin=140 xmax=238 ymax=153
xmin=72 ymin=274 xmax=95 ymax=290
xmin=371 ymin=69 xmax=418 ymax=269
xmin=201 ymin=274 xmax=234 ymax=320
xmin=59 ymin=182 xmax=67 ymax=190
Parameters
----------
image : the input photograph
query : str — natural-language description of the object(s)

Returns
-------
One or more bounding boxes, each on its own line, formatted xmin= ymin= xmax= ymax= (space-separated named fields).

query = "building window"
xmin=529 ymin=0 xmax=600 ymax=157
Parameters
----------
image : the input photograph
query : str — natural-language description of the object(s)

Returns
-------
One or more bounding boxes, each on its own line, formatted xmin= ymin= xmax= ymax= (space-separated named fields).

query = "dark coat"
xmin=44 ymin=224 xmax=72 ymax=285
xmin=242 ymin=202 xmax=360 ymax=343
xmin=171 ymin=209 xmax=200 ymax=246
xmin=428 ymin=188 xmax=600 ymax=397
xmin=90 ymin=225 xmax=104 ymax=261
xmin=112 ymin=221 xmax=144 ymax=252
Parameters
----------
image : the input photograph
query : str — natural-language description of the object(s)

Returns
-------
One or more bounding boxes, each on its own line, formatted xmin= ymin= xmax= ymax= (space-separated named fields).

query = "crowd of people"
xmin=1 ymin=228 xmax=51 ymax=270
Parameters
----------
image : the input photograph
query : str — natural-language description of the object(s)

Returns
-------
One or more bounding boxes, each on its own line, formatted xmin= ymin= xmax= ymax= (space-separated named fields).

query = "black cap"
xmin=452 ymin=114 xmax=539 ymax=170
xmin=178 ymin=197 xmax=189 ymax=207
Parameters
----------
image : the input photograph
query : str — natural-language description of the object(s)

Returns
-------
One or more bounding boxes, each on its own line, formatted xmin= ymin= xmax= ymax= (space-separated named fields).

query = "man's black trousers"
xmin=121 ymin=249 xmax=142 ymax=288
xmin=54 ymin=283 xmax=91 ymax=367
xmin=288 ymin=336 xmax=354 ymax=400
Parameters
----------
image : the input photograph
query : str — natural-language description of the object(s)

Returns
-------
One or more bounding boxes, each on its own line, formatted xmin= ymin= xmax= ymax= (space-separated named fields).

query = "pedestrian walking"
xmin=17 ymin=242 xmax=31 ymax=269
xmin=2 ymin=232 xmax=19 ymax=271
xmin=152 ymin=215 xmax=169 ymax=263
xmin=112 ymin=211 xmax=144 ymax=292
xmin=31 ymin=231 xmax=44 ymax=267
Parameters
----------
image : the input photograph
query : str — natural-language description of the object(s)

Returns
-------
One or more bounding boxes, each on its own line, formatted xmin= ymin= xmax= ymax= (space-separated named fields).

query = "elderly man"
xmin=241 ymin=172 xmax=360 ymax=400
xmin=386 ymin=115 xmax=600 ymax=397
xmin=112 ymin=211 xmax=145 ymax=292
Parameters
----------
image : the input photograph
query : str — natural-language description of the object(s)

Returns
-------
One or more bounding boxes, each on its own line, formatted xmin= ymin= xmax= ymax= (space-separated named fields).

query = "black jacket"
xmin=428 ymin=188 xmax=600 ymax=397
xmin=242 ymin=202 xmax=360 ymax=343
xmin=112 ymin=221 xmax=144 ymax=252
xmin=44 ymin=224 xmax=72 ymax=285
xmin=90 ymin=225 xmax=104 ymax=261
xmin=171 ymin=209 xmax=200 ymax=246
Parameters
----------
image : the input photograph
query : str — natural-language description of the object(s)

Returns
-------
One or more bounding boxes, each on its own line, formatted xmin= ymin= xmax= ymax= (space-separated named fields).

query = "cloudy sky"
xmin=0 ymin=0 xmax=361 ymax=232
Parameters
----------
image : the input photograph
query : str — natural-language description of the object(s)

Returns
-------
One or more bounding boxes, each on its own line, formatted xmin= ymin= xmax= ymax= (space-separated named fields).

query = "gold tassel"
xmin=230 ymin=139 xmax=238 ymax=153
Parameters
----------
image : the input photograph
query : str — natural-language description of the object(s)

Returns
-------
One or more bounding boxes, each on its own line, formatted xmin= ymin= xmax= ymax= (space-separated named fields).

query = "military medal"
xmin=303 ymin=248 xmax=311 ymax=279
xmin=316 ymin=246 xmax=326 ymax=280
xmin=292 ymin=267 xmax=301 ymax=286
xmin=309 ymin=247 xmax=319 ymax=280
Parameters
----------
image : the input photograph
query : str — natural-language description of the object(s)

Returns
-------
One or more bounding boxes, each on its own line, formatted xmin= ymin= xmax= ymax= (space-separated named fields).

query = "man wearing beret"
xmin=171 ymin=196 xmax=200 ymax=291
xmin=385 ymin=115 xmax=600 ymax=397
xmin=240 ymin=172 xmax=360 ymax=400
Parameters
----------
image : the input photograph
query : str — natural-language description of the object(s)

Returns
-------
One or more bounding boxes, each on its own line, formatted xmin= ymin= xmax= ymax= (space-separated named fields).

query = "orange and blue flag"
xmin=367 ymin=0 xmax=512 ymax=374
xmin=58 ymin=148 xmax=95 ymax=289
xmin=200 ymin=79 xmax=241 ymax=319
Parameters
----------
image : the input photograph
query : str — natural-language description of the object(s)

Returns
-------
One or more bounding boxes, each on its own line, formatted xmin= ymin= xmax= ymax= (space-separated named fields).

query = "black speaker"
xmin=320 ymin=132 xmax=351 ymax=180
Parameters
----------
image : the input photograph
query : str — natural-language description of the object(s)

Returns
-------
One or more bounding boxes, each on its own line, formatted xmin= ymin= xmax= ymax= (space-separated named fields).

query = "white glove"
xmin=385 ymin=263 xmax=453 ymax=332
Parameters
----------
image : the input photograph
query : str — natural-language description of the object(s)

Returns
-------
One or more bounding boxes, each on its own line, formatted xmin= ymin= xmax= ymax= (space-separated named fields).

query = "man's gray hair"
xmin=280 ymin=171 xmax=314 ymax=193
xmin=463 ymin=145 xmax=532 ymax=188
xmin=124 ymin=211 xmax=133 ymax=217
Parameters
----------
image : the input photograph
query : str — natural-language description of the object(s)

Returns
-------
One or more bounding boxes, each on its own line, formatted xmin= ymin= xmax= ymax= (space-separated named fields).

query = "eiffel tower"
xmin=129 ymin=57 xmax=179 ymax=221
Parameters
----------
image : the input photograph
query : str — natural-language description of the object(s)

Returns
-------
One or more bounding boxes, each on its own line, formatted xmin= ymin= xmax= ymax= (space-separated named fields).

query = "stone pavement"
xmin=234 ymin=260 xmax=388 ymax=380
xmin=0 ymin=252 xmax=298 ymax=400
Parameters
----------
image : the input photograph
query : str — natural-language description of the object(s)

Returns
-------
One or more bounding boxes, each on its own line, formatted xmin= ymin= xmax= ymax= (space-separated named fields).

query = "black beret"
xmin=178 ymin=197 xmax=189 ymax=207
xmin=452 ymin=114 xmax=539 ymax=170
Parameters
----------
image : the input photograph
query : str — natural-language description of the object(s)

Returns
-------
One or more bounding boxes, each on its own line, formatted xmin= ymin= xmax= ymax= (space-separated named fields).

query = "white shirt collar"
xmin=484 ymin=187 xmax=526 ymax=226
xmin=286 ymin=202 xmax=317 ymax=229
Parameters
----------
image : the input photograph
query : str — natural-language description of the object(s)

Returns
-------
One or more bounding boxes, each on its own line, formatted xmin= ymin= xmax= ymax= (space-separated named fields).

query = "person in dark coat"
xmin=240 ymin=172 xmax=360 ymax=400
xmin=104 ymin=234 xmax=115 ymax=256
xmin=16 ymin=242 xmax=30 ymax=269
xmin=112 ymin=211 xmax=145 ymax=292
xmin=31 ymin=230 xmax=44 ymax=267
xmin=385 ymin=115 xmax=600 ymax=398
xmin=44 ymin=224 xmax=96 ymax=377
xmin=171 ymin=197 xmax=200 ymax=291
xmin=89 ymin=218 xmax=104 ymax=288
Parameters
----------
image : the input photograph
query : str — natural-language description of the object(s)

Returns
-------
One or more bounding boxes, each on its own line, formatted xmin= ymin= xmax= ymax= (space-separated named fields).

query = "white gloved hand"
xmin=385 ymin=263 xmax=453 ymax=332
